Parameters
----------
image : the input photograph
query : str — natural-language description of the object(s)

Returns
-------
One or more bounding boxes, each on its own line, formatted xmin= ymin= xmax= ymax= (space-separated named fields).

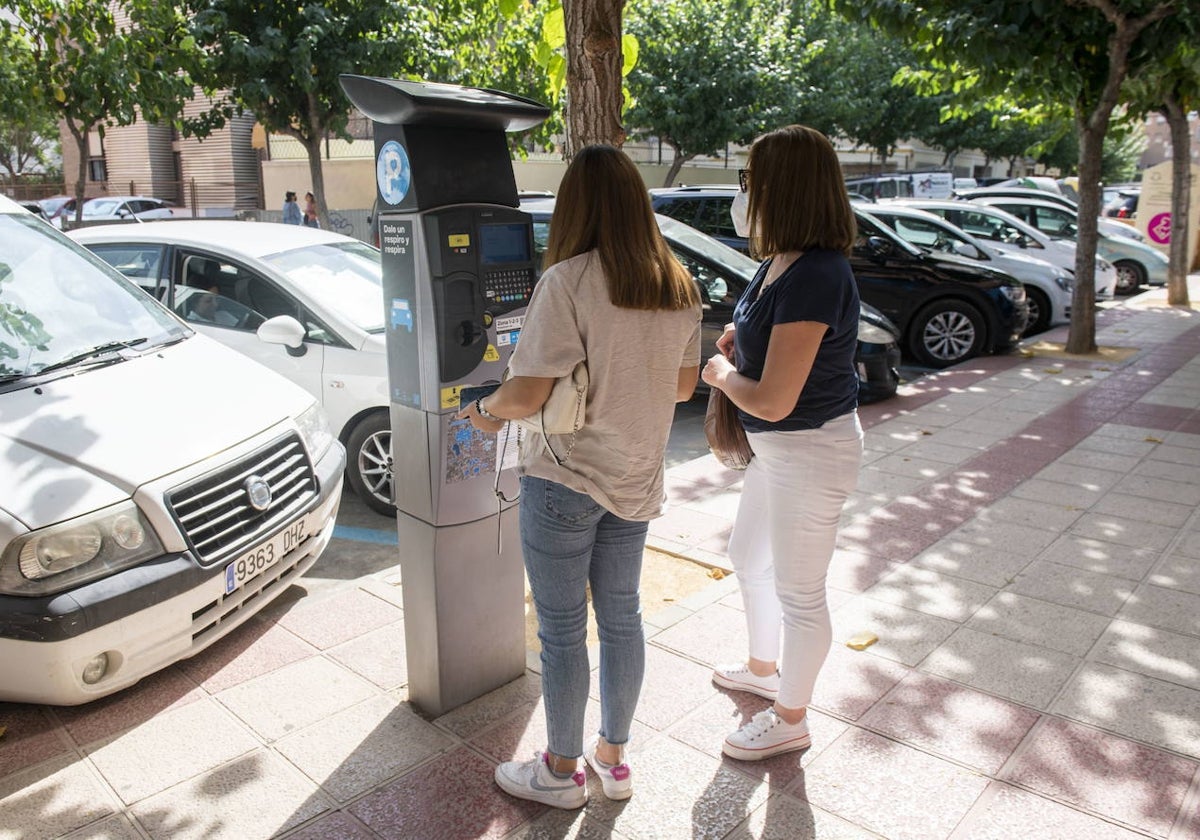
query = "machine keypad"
xmin=484 ymin=268 xmax=534 ymax=310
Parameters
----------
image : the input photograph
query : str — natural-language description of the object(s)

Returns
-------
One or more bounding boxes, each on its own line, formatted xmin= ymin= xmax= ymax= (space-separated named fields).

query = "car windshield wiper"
xmin=34 ymin=337 xmax=149 ymax=375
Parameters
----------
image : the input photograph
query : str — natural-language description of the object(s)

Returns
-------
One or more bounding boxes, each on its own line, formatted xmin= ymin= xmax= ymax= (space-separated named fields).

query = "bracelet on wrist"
xmin=476 ymin=398 xmax=500 ymax=422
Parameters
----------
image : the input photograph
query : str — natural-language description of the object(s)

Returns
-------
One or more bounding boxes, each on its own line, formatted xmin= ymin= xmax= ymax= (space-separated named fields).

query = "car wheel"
xmin=346 ymin=411 xmax=394 ymax=515
xmin=1023 ymin=287 xmax=1052 ymax=336
xmin=909 ymin=299 xmax=986 ymax=368
xmin=1113 ymin=260 xmax=1145 ymax=295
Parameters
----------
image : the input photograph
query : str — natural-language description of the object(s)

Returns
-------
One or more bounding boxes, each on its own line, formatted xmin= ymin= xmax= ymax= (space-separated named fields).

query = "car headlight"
xmin=1053 ymin=273 xmax=1073 ymax=293
xmin=0 ymin=502 xmax=165 ymax=596
xmin=1097 ymin=259 xmax=1115 ymax=274
xmin=999 ymin=284 xmax=1026 ymax=303
xmin=296 ymin=401 xmax=334 ymax=462
xmin=857 ymin=321 xmax=897 ymax=345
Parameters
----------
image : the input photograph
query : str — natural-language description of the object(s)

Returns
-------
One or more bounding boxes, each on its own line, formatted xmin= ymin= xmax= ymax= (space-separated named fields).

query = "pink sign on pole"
xmin=1147 ymin=212 xmax=1171 ymax=245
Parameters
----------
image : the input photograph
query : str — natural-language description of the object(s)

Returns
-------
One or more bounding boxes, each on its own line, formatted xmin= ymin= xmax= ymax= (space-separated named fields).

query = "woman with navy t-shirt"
xmin=701 ymin=125 xmax=865 ymax=761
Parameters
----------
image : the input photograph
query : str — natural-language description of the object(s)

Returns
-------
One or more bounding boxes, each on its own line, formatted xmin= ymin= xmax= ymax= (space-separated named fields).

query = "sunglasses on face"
xmin=738 ymin=168 xmax=750 ymax=192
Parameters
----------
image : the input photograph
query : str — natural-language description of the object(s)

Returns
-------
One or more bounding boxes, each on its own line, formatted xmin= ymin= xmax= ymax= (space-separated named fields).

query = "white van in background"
xmin=0 ymin=196 xmax=345 ymax=705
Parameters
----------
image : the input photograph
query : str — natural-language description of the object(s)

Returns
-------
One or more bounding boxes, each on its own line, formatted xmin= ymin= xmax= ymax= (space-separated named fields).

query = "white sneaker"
xmin=712 ymin=663 xmax=780 ymax=700
xmin=582 ymin=735 xmax=632 ymax=800
xmin=722 ymin=708 xmax=811 ymax=761
xmin=494 ymin=752 xmax=587 ymax=809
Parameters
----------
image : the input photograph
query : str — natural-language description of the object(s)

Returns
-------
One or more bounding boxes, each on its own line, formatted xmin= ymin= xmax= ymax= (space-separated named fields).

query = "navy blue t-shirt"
xmin=732 ymin=249 xmax=859 ymax=432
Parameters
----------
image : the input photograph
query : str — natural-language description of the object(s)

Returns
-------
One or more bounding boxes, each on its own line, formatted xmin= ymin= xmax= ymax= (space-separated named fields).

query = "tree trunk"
xmin=1067 ymin=116 xmax=1102 ymax=354
xmin=562 ymin=0 xmax=626 ymax=158
xmin=66 ymin=120 xmax=89 ymax=227
xmin=304 ymin=94 xmax=329 ymax=229
xmin=662 ymin=147 xmax=694 ymax=187
xmin=1163 ymin=95 xmax=1191 ymax=306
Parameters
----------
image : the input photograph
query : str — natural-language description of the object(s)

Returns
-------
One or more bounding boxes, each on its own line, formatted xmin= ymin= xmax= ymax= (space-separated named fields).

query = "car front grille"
xmin=167 ymin=432 xmax=317 ymax=565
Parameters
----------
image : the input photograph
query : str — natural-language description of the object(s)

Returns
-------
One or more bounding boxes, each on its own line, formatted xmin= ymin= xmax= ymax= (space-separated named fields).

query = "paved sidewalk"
xmin=3 ymin=281 xmax=1200 ymax=840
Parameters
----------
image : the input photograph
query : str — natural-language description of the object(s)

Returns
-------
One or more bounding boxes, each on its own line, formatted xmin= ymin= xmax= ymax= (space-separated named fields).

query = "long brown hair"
xmin=544 ymin=145 xmax=699 ymax=311
xmin=746 ymin=125 xmax=856 ymax=257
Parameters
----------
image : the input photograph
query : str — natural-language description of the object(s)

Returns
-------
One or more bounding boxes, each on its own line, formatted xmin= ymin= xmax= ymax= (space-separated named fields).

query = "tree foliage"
xmin=0 ymin=34 xmax=59 ymax=182
xmin=186 ymin=0 xmax=437 ymax=225
xmin=625 ymin=0 xmax=800 ymax=186
xmin=0 ymin=0 xmax=208 ymax=220
xmin=841 ymin=0 xmax=1195 ymax=354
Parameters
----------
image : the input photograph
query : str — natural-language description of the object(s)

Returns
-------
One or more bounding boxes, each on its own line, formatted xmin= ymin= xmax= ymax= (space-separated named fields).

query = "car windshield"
xmin=0 ymin=214 xmax=186 ymax=380
xmin=261 ymin=240 xmax=385 ymax=332
xmin=82 ymin=199 xmax=125 ymax=217
xmin=655 ymin=215 xmax=759 ymax=281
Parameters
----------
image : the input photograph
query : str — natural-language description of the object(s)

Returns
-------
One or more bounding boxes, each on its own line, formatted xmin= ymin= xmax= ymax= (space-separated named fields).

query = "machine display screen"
xmin=479 ymin=223 xmax=530 ymax=265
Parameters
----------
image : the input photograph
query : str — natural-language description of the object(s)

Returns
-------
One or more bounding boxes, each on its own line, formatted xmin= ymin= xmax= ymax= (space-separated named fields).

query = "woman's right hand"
xmin=715 ymin=323 xmax=736 ymax=361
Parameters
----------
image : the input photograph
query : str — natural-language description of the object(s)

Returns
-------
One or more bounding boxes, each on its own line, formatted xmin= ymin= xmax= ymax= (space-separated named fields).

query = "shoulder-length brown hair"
xmin=746 ymin=125 xmax=856 ymax=258
xmin=544 ymin=145 xmax=700 ymax=311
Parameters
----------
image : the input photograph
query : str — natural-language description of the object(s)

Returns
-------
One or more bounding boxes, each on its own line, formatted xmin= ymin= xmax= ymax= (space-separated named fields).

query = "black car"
xmin=521 ymin=198 xmax=901 ymax=403
xmin=649 ymin=186 xmax=1029 ymax=368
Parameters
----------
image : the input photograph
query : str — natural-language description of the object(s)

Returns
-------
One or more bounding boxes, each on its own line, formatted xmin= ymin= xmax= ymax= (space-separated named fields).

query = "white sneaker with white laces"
xmin=722 ymin=708 xmax=811 ymax=761
xmin=712 ymin=663 xmax=780 ymax=700
xmin=494 ymin=752 xmax=587 ymax=809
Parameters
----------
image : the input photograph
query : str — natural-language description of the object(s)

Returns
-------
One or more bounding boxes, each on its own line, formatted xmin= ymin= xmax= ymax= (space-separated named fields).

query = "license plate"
xmin=224 ymin=518 xmax=307 ymax=595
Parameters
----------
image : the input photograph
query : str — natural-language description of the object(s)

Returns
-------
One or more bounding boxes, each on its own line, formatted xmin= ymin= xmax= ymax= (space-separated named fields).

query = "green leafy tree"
xmin=625 ymin=0 xmax=799 ymax=186
xmin=187 ymin=0 xmax=436 ymax=227
xmin=845 ymin=0 xmax=1193 ymax=354
xmin=0 ymin=0 xmax=210 ymax=223
xmin=0 ymin=34 xmax=60 ymax=184
xmin=797 ymin=15 xmax=939 ymax=168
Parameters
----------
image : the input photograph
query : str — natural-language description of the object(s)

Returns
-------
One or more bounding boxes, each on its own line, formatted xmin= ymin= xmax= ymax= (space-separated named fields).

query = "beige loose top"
xmin=508 ymin=250 xmax=702 ymax=521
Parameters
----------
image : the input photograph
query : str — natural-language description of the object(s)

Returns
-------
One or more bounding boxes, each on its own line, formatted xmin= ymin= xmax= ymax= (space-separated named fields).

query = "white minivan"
xmin=0 ymin=196 xmax=345 ymax=705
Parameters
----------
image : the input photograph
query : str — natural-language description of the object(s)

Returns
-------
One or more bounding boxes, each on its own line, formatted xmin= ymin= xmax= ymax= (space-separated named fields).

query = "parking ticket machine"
xmin=339 ymin=75 xmax=550 ymax=715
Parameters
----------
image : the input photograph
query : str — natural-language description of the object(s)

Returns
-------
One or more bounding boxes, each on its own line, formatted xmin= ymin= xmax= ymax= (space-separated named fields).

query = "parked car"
xmin=78 ymin=195 xmax=176 ymax=224
xmin=647 ymin=186 xmax=1029 ymax=368
xmin=521 ymin=197 xmax=901 ymax=400
xmin=37 ymin=195 xmax=73 ymax=221
xmin=864 ymin=203 xmax=1072 ymax=335
xmin=1104 ymin=188 xmax=1140 ymax=221
xmin=893 ymin=198 xmax=1116 ymax=301
xmin=71 ymin=220 xmax=396 ymax=514
xmin=957 ymin=185 xmax=1148 ymax=242
xmin=969 ymin=195 xmax=1169 ymax=294
xmin=0 ymin=196 xmax=345 ymax=704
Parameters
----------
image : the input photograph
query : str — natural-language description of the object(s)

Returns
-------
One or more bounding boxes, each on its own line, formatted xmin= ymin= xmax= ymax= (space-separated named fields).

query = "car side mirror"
xmin=865 ymin=236 xmax=893 ymax=259
xmin=951 ymin=241 xmax=979 ymax=259
xmin=257 ymin=314 xmax=308 ymax=357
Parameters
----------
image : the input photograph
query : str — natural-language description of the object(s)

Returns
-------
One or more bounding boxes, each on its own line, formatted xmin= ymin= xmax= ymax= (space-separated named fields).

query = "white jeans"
xmin=727 ymin=410 xmax=863 ymax=709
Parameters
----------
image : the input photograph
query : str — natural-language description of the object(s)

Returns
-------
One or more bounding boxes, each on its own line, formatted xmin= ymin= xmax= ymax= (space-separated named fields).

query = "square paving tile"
xmin=326 ymin=621 xmax=409 ymax=690
xmin=614 ymin=645 xmax=716 ymax=732
xmin=216 ymin=657 xmax=377 ymax=742
xmin=1092 ymin=492 xmax=1195 ymax=528
xmin=1117 ymin=583 xmax=1200 ymax=638
xmin=965 ymin=591 xmax=1111 ymax=658
xmin=1003 ymin=717 xmax=1196 ymax=837
xmin=920 ymin=627 xmax=1079 ymax=710
xmin=274 ymin=694 xmax=455 ymax=802
xmin=959 ymin=784 xmax=1157 ymax=840
xmin=348 ymin=745 xmax=542 ymax=840
xmin=859 ymin=671 xmax=1039 ymax=774
xmin=1007 ymin=560 xmax=1137 ymax=617
xmin=862 ymin=565 xmax=997 ymax=623
xmin=0 ymin=705 xmax=69 ymax=779
xmin=1069 ymin=512 xmax=1181 ymax=552
xmin=275 ymin=587 xmax=404 ymax=650
xmin=1113 ymin=474 xmax=1200 ymax=507
xmin=53 ymin=667 xmax=206 ymax=748
xmin=85 ymin=698 xmax=260 ymax=805
xmin=810 ymin=646 xmax=911 ymax=721
xmin=798 ymin=728 xmax=989 ymax=840
xmin=1092 ymin=619 xmax=1200 ymax=691
xmin=130 ymin=749 xmax=329 ymax=840
xmin=979 ymin=496 xmax=1086 ymax=533
xmin=176 ymin=618 xmax=317 ymax=693
xmin=1038 ymin=534 xmax=1160 ymax=581
xmin=61 ymin=814 xmax=144 ymax=840
xmin=1148 ymin=551 xmax=1200 ymax=597
xmin=650 ymin=602 xmax=756 ymax=668
xmin=1010 ymin=477 xmax=1106 ymax=509
xmin=830 ymin=596 xmax=959 ymax=667
xmin=506 ymin=808 xmax=637 ymax=839
xmin=908 ymin=541 xmax=1032 ymax=589
xmin=945 ymin=519 xmax=1060 ymax=558
xmin=825 ymin=547 xmax=897 ymax=594
xmin=434 ymin=672 xmax=544 ymax=739
xmin=278 ymin=810 xmax=377 ymax=840
xmin=1053 ymin=662 xmax=1200 ymax=759
xmin=0 ymin=755 xmax=117 ymax=840
xmin=733 ymin=792 xmax=885 ymax=840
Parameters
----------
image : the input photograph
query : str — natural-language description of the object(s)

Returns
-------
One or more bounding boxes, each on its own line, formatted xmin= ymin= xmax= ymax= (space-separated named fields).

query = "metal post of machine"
xmin=339 ymin=75 xmax=550 ymax=716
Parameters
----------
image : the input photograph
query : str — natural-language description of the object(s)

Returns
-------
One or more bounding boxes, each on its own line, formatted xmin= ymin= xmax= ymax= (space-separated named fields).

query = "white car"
xmin=892 ymin=199 xmax=1117 ymax=302
xmin=62 ymin=195 xmax=176 ymax=227
xmin=71 ymin=221 xmax=395 ymax=513
xmin=970 ymin=195 xmax=1169 ymax=295
xmin=865 ymin=203 xmax=1072 ymax=335
xmin=1 ymin=197 xmax=344 ymax=704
